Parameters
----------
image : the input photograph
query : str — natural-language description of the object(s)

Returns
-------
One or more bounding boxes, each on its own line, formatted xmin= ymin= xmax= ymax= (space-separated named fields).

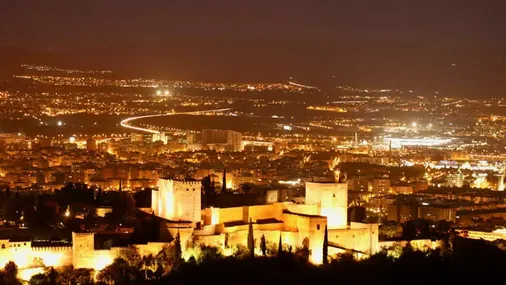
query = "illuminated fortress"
xmin=154 ymin=178 xmax=379 ymax=263
xmin=0 ymin=178 xmax=379 ymax=280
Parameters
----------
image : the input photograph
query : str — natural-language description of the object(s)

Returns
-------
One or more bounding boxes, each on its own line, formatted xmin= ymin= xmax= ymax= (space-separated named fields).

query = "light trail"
xmin=120 ymin=108 xmax=232 ymax=134
xmin=288 ymin=81 xmax=319 ymax=90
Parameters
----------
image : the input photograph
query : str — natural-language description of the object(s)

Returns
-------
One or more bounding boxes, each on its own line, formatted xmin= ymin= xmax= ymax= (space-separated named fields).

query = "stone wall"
xmin=328 ymin=223 xmax=379 ymax=255
xmin=0 ymin=246 xmax=72 ymax=269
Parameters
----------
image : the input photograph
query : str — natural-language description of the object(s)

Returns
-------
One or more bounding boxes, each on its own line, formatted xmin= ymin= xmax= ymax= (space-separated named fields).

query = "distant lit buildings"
xmin=202 ymin=129 xmax=242 ymax=152
xmin=372 ymin=178 xmax=390 ymax=194
xmin=152 ymin=132 xmax=168 ymax=144
xmin=447 ymin=169 xmax=465 ymax=188
xmin=86 ymin=138 xmax=96 ymax=151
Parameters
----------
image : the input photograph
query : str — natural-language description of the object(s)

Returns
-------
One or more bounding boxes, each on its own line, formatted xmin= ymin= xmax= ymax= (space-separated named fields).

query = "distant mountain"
xmin=0 ymin=46 xmax=67 ymax=76
xmin=2 ymin=41 xmax=506 ymax=97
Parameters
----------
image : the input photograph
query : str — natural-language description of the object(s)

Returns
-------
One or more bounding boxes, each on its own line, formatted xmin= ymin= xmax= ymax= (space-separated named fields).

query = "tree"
xmin=247 ymin=218 xmax=255 ymax=257
xmin=141 ymin=255 xmax=156 ymax=280
xmin=71 ymin=268 xmax=94 ymax=285
xmin=97 ymin=258 xmax=139 ymax=285
xmin=57 ymin=267 xmax=94 ymax=285
xmin=154 ymin=245 xmax=176 ymax=277
xmin=298 ymin=238 xmax=311 ymax=261
xmin=198 ymin=245 xmax=223 ymax=263
xmin=2 ymin=261 xmax=21 ymax=285
xmin=118 ymin=245 xmax=142 ymax=268
xmin=47 ymin=267 xmax=57 ymax=285
xmin=260 ymin=234 xmax=267 ymax=256
xmin=379 ymin=222 xmax=402 ymax=239
xmin=278 ymin=234 xmax=283 ymax=257
xmin=29 ymin=273 xmax=49 ymax=285
xmin=202 ymin=175 xmax=215 ymax=196
xmin=174 ymin=231 xmax=183 ymax=266
xmin=241 ymin=183 xmax=253 ymax=194
xmin=221 ymin=168 xmax=227 ymax=193
xmin=323 ymin=225 xmax=328 ymax=265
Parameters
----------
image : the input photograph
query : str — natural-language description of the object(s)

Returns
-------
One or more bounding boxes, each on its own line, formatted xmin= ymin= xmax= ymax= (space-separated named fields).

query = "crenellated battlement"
xmin=159 ymin=177 xmax=201 ymax=185
xmin=31 ymin=246 xmax=72 ymax=252
xmin=72 ymin=232 xmax=95 ymax=236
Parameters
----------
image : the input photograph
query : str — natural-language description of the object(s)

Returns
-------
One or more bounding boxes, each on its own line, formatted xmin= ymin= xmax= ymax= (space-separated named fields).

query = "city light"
xmin=2 ymin=6 xmax=505 ymax=283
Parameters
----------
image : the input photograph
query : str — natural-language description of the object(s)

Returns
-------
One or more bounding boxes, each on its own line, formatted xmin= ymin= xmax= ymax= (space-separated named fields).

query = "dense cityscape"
xmin=2 ymin=1 xmax=506 ymax=284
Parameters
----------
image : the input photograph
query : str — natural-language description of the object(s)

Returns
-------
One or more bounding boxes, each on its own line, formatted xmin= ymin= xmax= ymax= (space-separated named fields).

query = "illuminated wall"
xmin=0 ymin=240 xmax=73 ymax=273
xmin=328 ymin=223 xmax=379 ymax=255
xmin=153 ymin=179 xmax=202 ymax=223
xmin=305 ymin=182 xmax=348 ymax=229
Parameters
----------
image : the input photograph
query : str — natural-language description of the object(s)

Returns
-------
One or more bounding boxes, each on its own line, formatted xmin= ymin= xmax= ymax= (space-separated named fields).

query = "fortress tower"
xmin=152 ymin=178 xmax=202 ymax=223
xmin=305 ymin=182 xmax=348 ymax=229
xmin=72 ymin=232 xmax=95 ymax=269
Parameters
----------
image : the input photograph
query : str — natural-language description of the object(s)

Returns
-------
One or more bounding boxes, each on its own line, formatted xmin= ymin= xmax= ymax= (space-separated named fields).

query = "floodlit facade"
xmin=0 ymin=232 xmax=167 ymax=281
xmin=305 ymin=182 xmax=348 ymax=229
xmin=152 ymin=179 xmax=202 ymax=223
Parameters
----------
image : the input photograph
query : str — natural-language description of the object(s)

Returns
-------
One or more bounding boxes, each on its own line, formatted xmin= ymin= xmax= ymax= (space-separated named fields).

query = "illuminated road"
xmin=120 ymin=108 xmax=232 ymax=134
xmin=288 ymin=81 xmax=319 ymax=90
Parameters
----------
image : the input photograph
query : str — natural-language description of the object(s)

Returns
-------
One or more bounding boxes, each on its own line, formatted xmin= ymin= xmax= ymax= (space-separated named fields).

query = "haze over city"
xmin=2 ymin=1 xmax=506 ymax=96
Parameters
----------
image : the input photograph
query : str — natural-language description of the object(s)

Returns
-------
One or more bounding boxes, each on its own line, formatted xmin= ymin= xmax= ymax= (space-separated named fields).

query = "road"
xmin=120 ymin=108 xmax=232 ymax=134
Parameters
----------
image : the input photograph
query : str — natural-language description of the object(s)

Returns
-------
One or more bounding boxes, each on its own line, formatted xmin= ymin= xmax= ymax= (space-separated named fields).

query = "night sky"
xmin=1 ymin=1 xmax=506 ymax=48
xmin=1 ymin=1 xmax=506 ymax=96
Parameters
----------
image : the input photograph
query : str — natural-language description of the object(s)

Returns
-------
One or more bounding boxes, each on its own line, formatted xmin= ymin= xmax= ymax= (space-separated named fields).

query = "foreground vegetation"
xmin=1 ymin=236 xmax=505 ymax=285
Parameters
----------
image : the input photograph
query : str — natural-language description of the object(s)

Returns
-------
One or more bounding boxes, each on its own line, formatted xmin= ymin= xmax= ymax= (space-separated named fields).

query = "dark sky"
xmin=1 ymin=1 xmax=506 ymax=96
xmin=1 ymin=0 xmax=505 ymax=49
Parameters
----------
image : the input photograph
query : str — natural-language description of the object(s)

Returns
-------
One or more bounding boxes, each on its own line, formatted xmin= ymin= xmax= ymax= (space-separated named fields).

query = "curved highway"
xmin=120 ymin=108 xmax=232 ymax=134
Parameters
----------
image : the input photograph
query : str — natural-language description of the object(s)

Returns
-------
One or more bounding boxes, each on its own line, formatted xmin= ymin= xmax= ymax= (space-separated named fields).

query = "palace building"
xmin=0 ymin=178 xmax=379 ymax=280
xmin=153 ymin=178 xmax=379 ymax=264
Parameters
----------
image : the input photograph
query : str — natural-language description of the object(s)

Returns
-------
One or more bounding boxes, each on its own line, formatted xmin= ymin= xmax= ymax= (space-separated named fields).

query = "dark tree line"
xmin=15 ymin=236 xmax=506 ymax=285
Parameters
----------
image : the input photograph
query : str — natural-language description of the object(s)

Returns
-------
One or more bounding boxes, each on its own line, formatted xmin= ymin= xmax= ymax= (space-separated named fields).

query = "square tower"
xmin=72 ymin=232 xmax=95 ymax=269
xmin=152 ymin=179 xmax=202 ymax=223
xmin=305 ymin=182 xmax=348 ymax=229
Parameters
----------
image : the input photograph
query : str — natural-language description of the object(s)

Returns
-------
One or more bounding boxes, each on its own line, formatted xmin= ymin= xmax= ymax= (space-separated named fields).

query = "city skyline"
xmin=1 ymin=1 xmax=506 ymax=284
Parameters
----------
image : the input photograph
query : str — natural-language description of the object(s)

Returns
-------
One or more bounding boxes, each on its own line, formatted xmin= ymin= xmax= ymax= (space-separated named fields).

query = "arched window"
xmin=1 ymin=244 xmax=5 ymax=249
